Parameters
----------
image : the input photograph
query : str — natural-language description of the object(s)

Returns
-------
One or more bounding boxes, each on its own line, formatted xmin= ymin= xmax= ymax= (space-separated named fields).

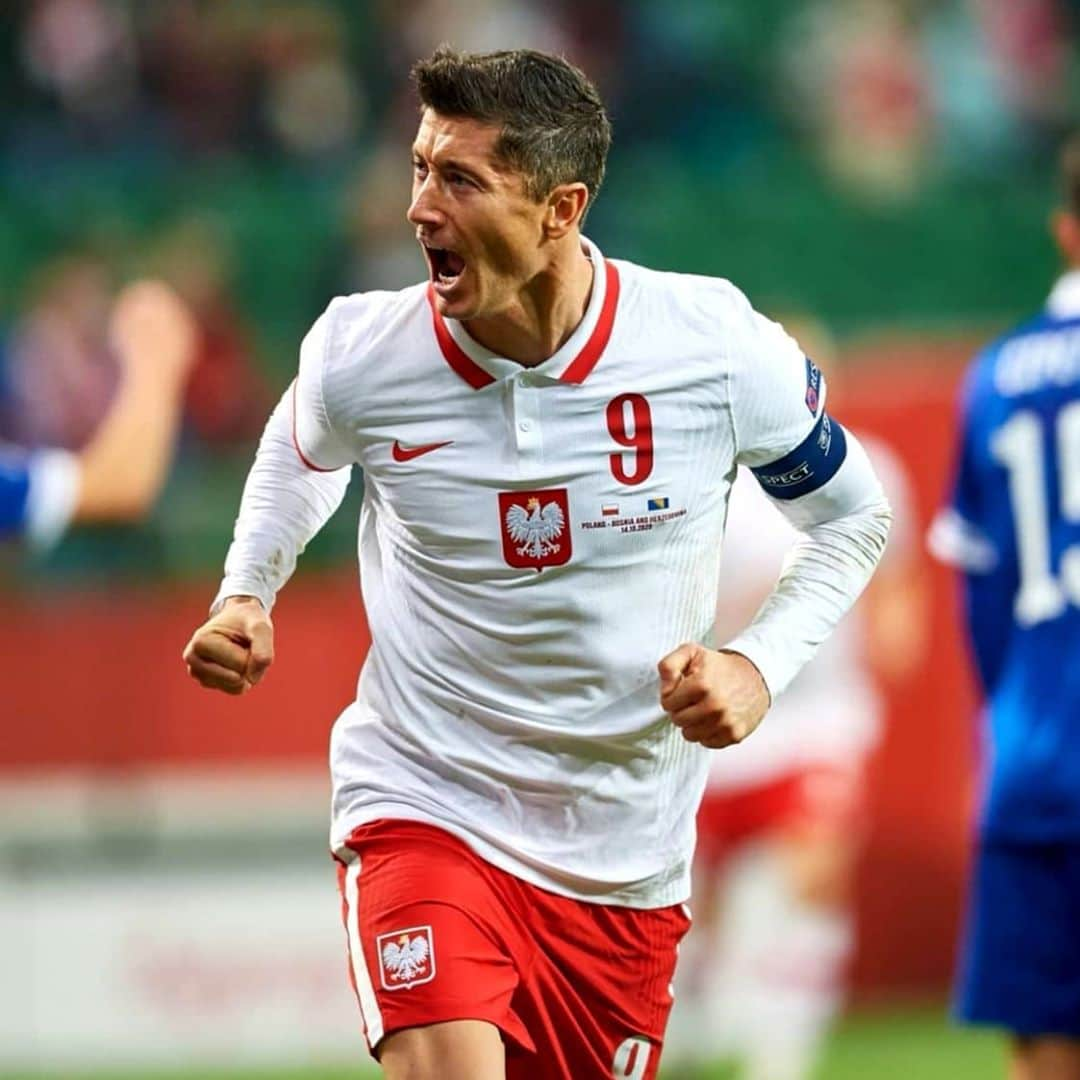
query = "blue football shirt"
xmin=0 ymin=444 xmax=79 ymax=548
xmin=932 ymin=272 xmax=1080 ymax=842
xmin=0 ymin=445 xmax=33 ymax=539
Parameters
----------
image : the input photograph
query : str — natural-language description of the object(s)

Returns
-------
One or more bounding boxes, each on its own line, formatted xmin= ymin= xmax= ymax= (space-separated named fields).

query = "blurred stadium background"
xmin=1 ymin=0 xmax=1077 ymax=1076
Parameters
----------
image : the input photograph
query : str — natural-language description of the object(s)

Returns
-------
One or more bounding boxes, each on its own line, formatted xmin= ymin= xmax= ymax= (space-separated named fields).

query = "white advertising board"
xmin=0 ymin=862 xmax=368 ymax=1071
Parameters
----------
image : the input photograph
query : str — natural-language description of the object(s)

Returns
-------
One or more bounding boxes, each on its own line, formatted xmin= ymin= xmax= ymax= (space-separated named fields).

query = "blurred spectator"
xmin=255 ymin=2 xmax=366 ymax=164
xmin=149 ymin=215 xmax=272 ymax=447
xmin=2 ymin=253 xmax=119 ymax=450
xmin=552 ymin=0 xmax=628 ymax=102
xmin=621 ymin=0 xmax=761 ymax=158
xmin=1 ymin=222 xmax=270 ymax=457
xmin=778 ymin=0 xmax=932 ymax=201
xmin=140 ymin=2 xmax=261 ymax=157
xmin=19 ymin=0 xmax=139 ymax=140
xmin=979 ymin=0 xmax=1070 ymax=136
xmin=926 ymin=0 xmax=1071 ymax=174
xmin=333 ymin=141 xmax=425 ymax=296
xmin=2 ymin=279 xmax=196 ymax=550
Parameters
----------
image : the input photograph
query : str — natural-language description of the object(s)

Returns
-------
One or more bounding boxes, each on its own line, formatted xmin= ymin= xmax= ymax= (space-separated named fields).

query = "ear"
xmin=543 ymin=183 xmax=589 ymax=239
xmin=1051 ymin=209 xmax=1080 ymax=264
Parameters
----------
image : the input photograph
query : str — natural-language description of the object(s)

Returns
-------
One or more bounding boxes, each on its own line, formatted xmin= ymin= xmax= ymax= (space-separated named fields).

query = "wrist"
xmin=718 ymin=648 xmax=772 ymax=705
xmin=222 ymin=595 xmax=265 ymax=610
xmin=117 ymin=358 xmax=190 ymax=395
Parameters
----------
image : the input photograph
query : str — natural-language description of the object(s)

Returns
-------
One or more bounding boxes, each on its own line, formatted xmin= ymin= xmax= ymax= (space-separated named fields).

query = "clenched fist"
xmin=109 ymin=279 xmax=197 ymax=385
xmin=183 ymin=596 xmax=274 ymax=696
xmin=657 ymin=644 xmax=770 ymax=748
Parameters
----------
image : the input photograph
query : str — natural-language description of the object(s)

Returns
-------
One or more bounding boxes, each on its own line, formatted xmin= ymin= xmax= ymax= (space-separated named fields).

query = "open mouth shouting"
xmin=422 ymin=242 xmax=467 ymax=295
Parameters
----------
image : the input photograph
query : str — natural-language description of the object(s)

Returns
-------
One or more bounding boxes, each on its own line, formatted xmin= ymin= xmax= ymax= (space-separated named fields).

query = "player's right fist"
xmin=183 ymin=595 xmax=274 ymax=696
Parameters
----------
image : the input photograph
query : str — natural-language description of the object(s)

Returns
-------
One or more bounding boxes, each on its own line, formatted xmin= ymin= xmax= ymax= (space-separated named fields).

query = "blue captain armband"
xmin=750 ymin=413 xmax=848 ymax=500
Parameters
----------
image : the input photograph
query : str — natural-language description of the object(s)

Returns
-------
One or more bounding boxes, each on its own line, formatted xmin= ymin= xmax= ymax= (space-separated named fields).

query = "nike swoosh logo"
xmin=391 ymin=439 xmax=453 ymax=462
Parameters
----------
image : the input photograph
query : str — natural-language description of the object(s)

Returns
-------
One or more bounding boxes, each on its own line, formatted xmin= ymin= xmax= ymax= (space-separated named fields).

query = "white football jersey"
xmin=219 ymin=238 xmax=890 ymax=907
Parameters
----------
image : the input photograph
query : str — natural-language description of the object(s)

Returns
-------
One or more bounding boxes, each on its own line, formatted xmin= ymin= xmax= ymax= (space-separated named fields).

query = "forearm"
xmin=213 ymin=394 xmax=351 ymax=613
xmin=723 ymin=498 xmax=891 ymax=697
xmin=73 ymin=363 xmax=188 ymax=522
xmin=725 ymin=431 xmax=892 ymax=698
xmin=74 ymin=279 xmax=196 ymax=524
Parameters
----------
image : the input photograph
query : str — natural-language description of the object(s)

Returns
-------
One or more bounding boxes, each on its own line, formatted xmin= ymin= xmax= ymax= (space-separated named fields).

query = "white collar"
xmin=1045 ymin=269 xmax=1080 ymax=319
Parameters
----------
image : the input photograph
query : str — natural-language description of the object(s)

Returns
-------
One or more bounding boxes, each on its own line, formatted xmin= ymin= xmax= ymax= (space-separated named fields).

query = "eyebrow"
xmin=412 ymin=148 xmax=490 ymax=180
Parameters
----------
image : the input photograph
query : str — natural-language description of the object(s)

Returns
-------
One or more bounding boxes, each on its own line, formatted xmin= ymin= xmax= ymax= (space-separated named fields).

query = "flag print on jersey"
xmin=499 ymin=488 xmax=572 ymax=569
xmin=377 ymin=925 xmax=435 ymax=990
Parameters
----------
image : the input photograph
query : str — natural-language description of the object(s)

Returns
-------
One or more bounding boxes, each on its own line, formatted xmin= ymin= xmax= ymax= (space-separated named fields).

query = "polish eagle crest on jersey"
xmin=376 ymin=925 xmax=435 ymax=990
xmin=498 ymin=488 xmax=572 ymax=569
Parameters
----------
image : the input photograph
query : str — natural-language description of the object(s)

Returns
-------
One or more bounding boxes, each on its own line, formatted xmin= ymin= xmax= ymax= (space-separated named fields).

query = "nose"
xmin=407 ymin=175 xmax=443 ymax=229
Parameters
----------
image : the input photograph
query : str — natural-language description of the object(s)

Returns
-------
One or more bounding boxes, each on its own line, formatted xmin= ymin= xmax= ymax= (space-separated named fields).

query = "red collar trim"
xmin=427 ymin=259 xmax=620 ymax=389
xmin=560 ymin=260 xmax=620 ymax=385
xmin=427 ymin=285 xmax=497 ymax=389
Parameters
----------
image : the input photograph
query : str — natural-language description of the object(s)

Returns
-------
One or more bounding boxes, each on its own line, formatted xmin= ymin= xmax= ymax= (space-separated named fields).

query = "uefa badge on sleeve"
xmin=498 ymin=488 xmax=572 ymax=569
xmin=377 ymin=925 xmax=436 ymax=991
xmin=804 ymin=356 xmax=822 ymax=415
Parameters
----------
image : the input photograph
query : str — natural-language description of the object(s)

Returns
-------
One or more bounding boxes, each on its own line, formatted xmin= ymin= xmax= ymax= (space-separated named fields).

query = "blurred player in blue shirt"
xmin=930 ymin=136 xmax=1080 ymax=1079
xmin=0 ymin=282 xmax=195 ymax=549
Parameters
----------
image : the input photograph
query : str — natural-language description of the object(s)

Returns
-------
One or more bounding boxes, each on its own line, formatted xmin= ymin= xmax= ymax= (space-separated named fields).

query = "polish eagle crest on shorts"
xmin=498 ymin=488 xmax=573 ymax=569
xmin=376 ymin=925 xmax=436 ymax=990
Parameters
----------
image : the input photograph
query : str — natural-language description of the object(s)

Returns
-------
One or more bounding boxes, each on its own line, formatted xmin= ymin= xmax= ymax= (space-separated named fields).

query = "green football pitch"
xmin=2 ymin=1006 xmax=1004 ymax=1080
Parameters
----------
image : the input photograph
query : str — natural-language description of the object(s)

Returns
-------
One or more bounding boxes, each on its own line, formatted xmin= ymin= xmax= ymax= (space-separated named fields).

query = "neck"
xmin=463 ymin=239 xmax=595 ymax=367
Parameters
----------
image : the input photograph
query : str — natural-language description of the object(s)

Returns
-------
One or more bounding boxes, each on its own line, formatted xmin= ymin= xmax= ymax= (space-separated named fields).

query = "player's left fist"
xmin=657 ymin=644 xmax=770 ymax=749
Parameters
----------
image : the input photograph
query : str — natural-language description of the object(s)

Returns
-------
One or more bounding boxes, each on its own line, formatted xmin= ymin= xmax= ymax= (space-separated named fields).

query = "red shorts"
xmin=334 ymin=819 xmax=689 ymax=1079
xmin=695 ymin=765 xmax=865 ymax=869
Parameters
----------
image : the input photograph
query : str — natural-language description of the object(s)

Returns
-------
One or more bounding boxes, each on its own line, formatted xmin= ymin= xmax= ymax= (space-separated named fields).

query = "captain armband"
xmin=750 ymin=412 xmax=848 ymax=501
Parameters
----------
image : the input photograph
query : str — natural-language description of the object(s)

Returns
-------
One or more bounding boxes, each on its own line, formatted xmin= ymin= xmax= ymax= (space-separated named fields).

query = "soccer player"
xmin=182 ymin=48 xmax=892 ymax=1080
xmin=929 ymin=135 xmax=1080 ymax=1080
xmin=668 ymin=441 xmax=922 ymax=1080
xmin=1 ymin=280 xmax=195 ymax=548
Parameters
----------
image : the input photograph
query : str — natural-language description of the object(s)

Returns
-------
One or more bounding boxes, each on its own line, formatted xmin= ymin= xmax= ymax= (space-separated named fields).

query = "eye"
xmin=412 ymin=158 xmax=428 ymax=178
xmin=447 ymin=171 xmax=475 ymax=189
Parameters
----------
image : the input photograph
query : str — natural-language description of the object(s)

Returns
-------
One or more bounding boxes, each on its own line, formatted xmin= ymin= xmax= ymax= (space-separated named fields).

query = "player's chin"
xmin=431 ymin=274 xmax=479 ymax=319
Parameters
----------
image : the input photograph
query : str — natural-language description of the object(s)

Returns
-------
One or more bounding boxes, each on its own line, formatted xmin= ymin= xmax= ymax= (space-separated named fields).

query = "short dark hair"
xmin=1063 ymin=133 xmax=1080 ymax=218
xmin=411 ymin=46 xmax=612 ymax=216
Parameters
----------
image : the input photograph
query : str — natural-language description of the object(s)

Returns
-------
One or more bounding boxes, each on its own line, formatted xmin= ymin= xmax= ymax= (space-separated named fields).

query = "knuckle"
xmin=192 ymin=636 xmax=217 ymax=660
